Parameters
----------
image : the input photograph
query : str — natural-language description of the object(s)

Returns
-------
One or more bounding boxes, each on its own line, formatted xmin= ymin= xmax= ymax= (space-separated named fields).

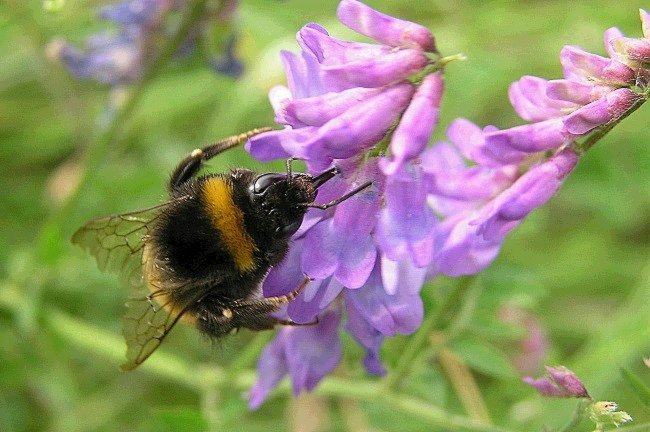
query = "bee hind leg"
xmin=168 ymin=127 xmax=272 ymax=191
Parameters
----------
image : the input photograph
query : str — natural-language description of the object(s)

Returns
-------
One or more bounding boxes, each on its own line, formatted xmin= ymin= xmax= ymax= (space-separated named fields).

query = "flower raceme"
xmin=246 ymin=1 xmax=649 ymax=408
xmin=48 ymin=0 xmax=243 ymax=86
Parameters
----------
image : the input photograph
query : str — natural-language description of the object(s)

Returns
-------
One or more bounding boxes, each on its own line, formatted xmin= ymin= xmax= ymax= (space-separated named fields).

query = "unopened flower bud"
xmin=524 ymin=365 xmax=590 ymax=399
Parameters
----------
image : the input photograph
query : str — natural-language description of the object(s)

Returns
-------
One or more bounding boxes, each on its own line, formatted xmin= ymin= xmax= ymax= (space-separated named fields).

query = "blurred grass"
xmin=1 ymin=0 xmax=649 ymax=431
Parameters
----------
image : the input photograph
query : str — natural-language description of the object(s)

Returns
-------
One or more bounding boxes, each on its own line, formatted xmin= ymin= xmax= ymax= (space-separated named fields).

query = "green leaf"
xmin=621 ymin=368 xmax=650 ymax=407
xmin=152 ymin=408 xmax=208 ymax=432
xmin=451 ymin=338 xmax=518 ymax=380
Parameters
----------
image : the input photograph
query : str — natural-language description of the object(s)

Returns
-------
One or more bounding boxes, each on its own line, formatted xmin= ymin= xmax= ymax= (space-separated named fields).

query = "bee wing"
xmin=73 ymin=200 xmax=201 ymax=369
xmin=120 ymin=287 xmax=202 ymax=370
xmin=71 ymin=202 xmax=172 ymax=288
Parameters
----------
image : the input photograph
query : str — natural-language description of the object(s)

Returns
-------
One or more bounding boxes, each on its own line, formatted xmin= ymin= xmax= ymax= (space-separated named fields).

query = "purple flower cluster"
xmin=246 ymin=1 xmax=649 ymax=408
xmin=48 ymin=0 xmax=242 ymax=85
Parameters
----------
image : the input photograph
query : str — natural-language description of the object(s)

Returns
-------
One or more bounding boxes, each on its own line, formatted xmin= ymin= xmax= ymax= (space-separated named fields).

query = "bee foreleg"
xmin=168 ymin=127 xmax=272 ymax=191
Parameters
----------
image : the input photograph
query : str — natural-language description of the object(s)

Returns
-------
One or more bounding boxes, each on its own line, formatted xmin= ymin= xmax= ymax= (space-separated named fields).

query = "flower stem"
xmin=439 ymin=348 xmax=491 ymax=423
xmin=0 ymin=284 xmax=515 ymax=432
xmin=383 ymin=276 xmax=478 ymax=390
xmin=615 ymin=423 xmax=650 ymax=432
xmin=35 ymin=0 xmax=210 ymax=262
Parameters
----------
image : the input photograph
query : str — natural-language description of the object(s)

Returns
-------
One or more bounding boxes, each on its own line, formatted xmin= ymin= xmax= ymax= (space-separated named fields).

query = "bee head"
xmin=248 ymin=167 xmax=338 ymax=238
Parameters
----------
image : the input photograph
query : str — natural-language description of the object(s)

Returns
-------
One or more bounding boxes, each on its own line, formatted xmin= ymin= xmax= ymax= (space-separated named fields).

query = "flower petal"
xmin=545 ymin=366 xmax=590 ymax=398
xmin=509 ymin=76 xmax=579 ymax=122
xmin=380 ymin=256 xmax=428 ymax=296
xmin=641 ymin=9 xmax=650 ymax=39
xmin=346 ymin=261 xmax=424 ymax=336
xmin=446 ymin=118 xmax=526 ymax=167
xmin=604 ymin=27 xmax=626 ymax=59
xmin=299 ymin=26 xmax=428 ymax=89
xmin=262 ymin=238 xmax=305 ymax=298
xmin=281 ymin=87 xmax=384 ymax=128
xmin=280 ymin=48 xmax=325 ymax=98
xmin=560 ymin=45 xmax=635 ymax=85
xmin=302 ymin=184 xmax=380 ymax=288
xmin=249 ymin=333 xmax=289 ymax=409
xmin=422 ymin=143 xmax=518 ymax=204
xmin=563 ymin=88 xmax=641 ymax=135
xmin=285 ymin=309 xmax=342 ymax=394
xmin=545 ymin=79 xmax=614 ymax=106
xmin=430 ymin=211 xmax=503 ymax=277
xmin=375 ymin=164 xmax=436 ymax=267
xmin=287 ymin=277 xmax=344 ymax=323
xmin=344 ymin=299 xmax=386 ymax=376
xmin=337 ymin=0 xmax=436 ymax=52
xmin=379 ymin=73 xmax=444 ymax=175
xmin=522 ymin=376 xmax=566 ymax=398
xmin=305 ymin=82 xmax=415 ymax=161
xmin=483 ymin=118 xmax=572 ymax=154
xmin=611 ymin=36 xmax=650 ymax=63
xmin=472 ymin=149 xmax=579 ymax=242
xmin=246 ymin=127 xmax=314 ymax=162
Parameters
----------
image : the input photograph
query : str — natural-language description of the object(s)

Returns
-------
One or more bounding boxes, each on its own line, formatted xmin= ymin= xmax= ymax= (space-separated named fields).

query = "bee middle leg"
xmin=228 ymin=276 xmax=315 ymax=331
xmin=168 ymin=127 xmax=272 ymax=191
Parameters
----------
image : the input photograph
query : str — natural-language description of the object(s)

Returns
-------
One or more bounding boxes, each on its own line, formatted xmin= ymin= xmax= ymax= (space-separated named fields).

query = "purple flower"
xmin=248 ymin=309 xmax=343 ymax=410
xmin=209 ymin=33 xmax=245 ymax=78
xmin=375 ymin=163 xmax=436 ymax=267
xmin=301 ymin=174 xmax=380 ymax=288
xmin=48 ymin=33 xmax=143 ymax=86
xmin=472 ymin=149 xmax=579 ymax=242
xmin=248 ymin=0 xmax=439 ymax=404
xmin=524 ymin=366 xmax=590 ymax=399
xmin=379 ymin=73 xmax=444 ymax=175
xmin=247 ymin=2 xmax=647 ymax=407
xmin=560 ymin=45 xmax=635 ymax=85
xmin=345 ymin=300 xmax=386 ymax=376
xmin=544 ymin=79 xmax=614 ymax=106
xmin=429 ymin=211 xmax=503 ymax=278
xmin=248 ymin=82 xmax=415 ymax=162
xmin=498 ymin=306 xmax=548 ymax=375
xmin=346 ymin=259 xmax=424 ymax=337
xmin=298 ymin=25 xmax=429 ymax=90
xmin=337 ymin=0 xmax=437 ymax=52
xmin=509 ymin=76 xmax=579 ymax=122
xmin=49 ymin=0 xmax=243 ymax=85
xmin=606 ymin=9 xmax=650 ymax=64
xmin=562 ymin=88 xmax=640 ymax=135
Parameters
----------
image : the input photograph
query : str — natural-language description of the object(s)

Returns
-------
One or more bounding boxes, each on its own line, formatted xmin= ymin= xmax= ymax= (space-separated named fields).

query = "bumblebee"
xmin=73 ymin=128 xmax=370 ymax=370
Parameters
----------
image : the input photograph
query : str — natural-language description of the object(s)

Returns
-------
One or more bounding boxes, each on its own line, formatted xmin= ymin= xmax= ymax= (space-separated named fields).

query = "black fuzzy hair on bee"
xmin=73 ymin=128 xmax=370 ymax=370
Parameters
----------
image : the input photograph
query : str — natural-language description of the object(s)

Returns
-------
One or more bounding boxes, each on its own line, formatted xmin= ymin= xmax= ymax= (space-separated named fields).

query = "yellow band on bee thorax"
xmin=201 ymin=178 xmax=257 ymax=272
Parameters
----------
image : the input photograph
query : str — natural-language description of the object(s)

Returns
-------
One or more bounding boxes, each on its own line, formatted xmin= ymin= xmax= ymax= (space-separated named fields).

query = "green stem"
xmin=615 ymin=423 xmax=650 ymax=432
xmin=557 ymin=399 xmax=589 ymax=432
xmin=36 ymin=0 xmax=210 ymax=261
xmin=0 ymin=287 xmax=513 ymax=432
xmin=383 ymin=276 xmax=478 ymax=390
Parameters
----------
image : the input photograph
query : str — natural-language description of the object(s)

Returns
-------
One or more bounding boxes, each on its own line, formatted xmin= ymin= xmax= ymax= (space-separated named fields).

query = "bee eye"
xmin=251 ymin=173 xmax=286 ymax=195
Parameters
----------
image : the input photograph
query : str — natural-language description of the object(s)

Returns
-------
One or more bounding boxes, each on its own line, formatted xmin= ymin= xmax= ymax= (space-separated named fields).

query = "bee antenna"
xmin=301 ymin=181 xmax=372 ymax=210
xmin=285 ymin=157 xmax=297 ymax=184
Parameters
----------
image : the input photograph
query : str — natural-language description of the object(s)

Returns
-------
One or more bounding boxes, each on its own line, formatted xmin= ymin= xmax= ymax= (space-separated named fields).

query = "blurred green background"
xmin=1 ymin=0 xmax=649 ymax=431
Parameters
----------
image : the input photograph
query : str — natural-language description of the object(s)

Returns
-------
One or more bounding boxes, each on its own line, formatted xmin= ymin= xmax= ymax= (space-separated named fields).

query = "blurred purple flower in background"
xmin=524 ymin=365 xmax=590 ymax=399
xmin=246 ymin=1 xmax=649 ymax=407
xmin=498 ymin=305 xmax=549 ymax=375
xmin=48 ymin=0 xmax=243 ymax=85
